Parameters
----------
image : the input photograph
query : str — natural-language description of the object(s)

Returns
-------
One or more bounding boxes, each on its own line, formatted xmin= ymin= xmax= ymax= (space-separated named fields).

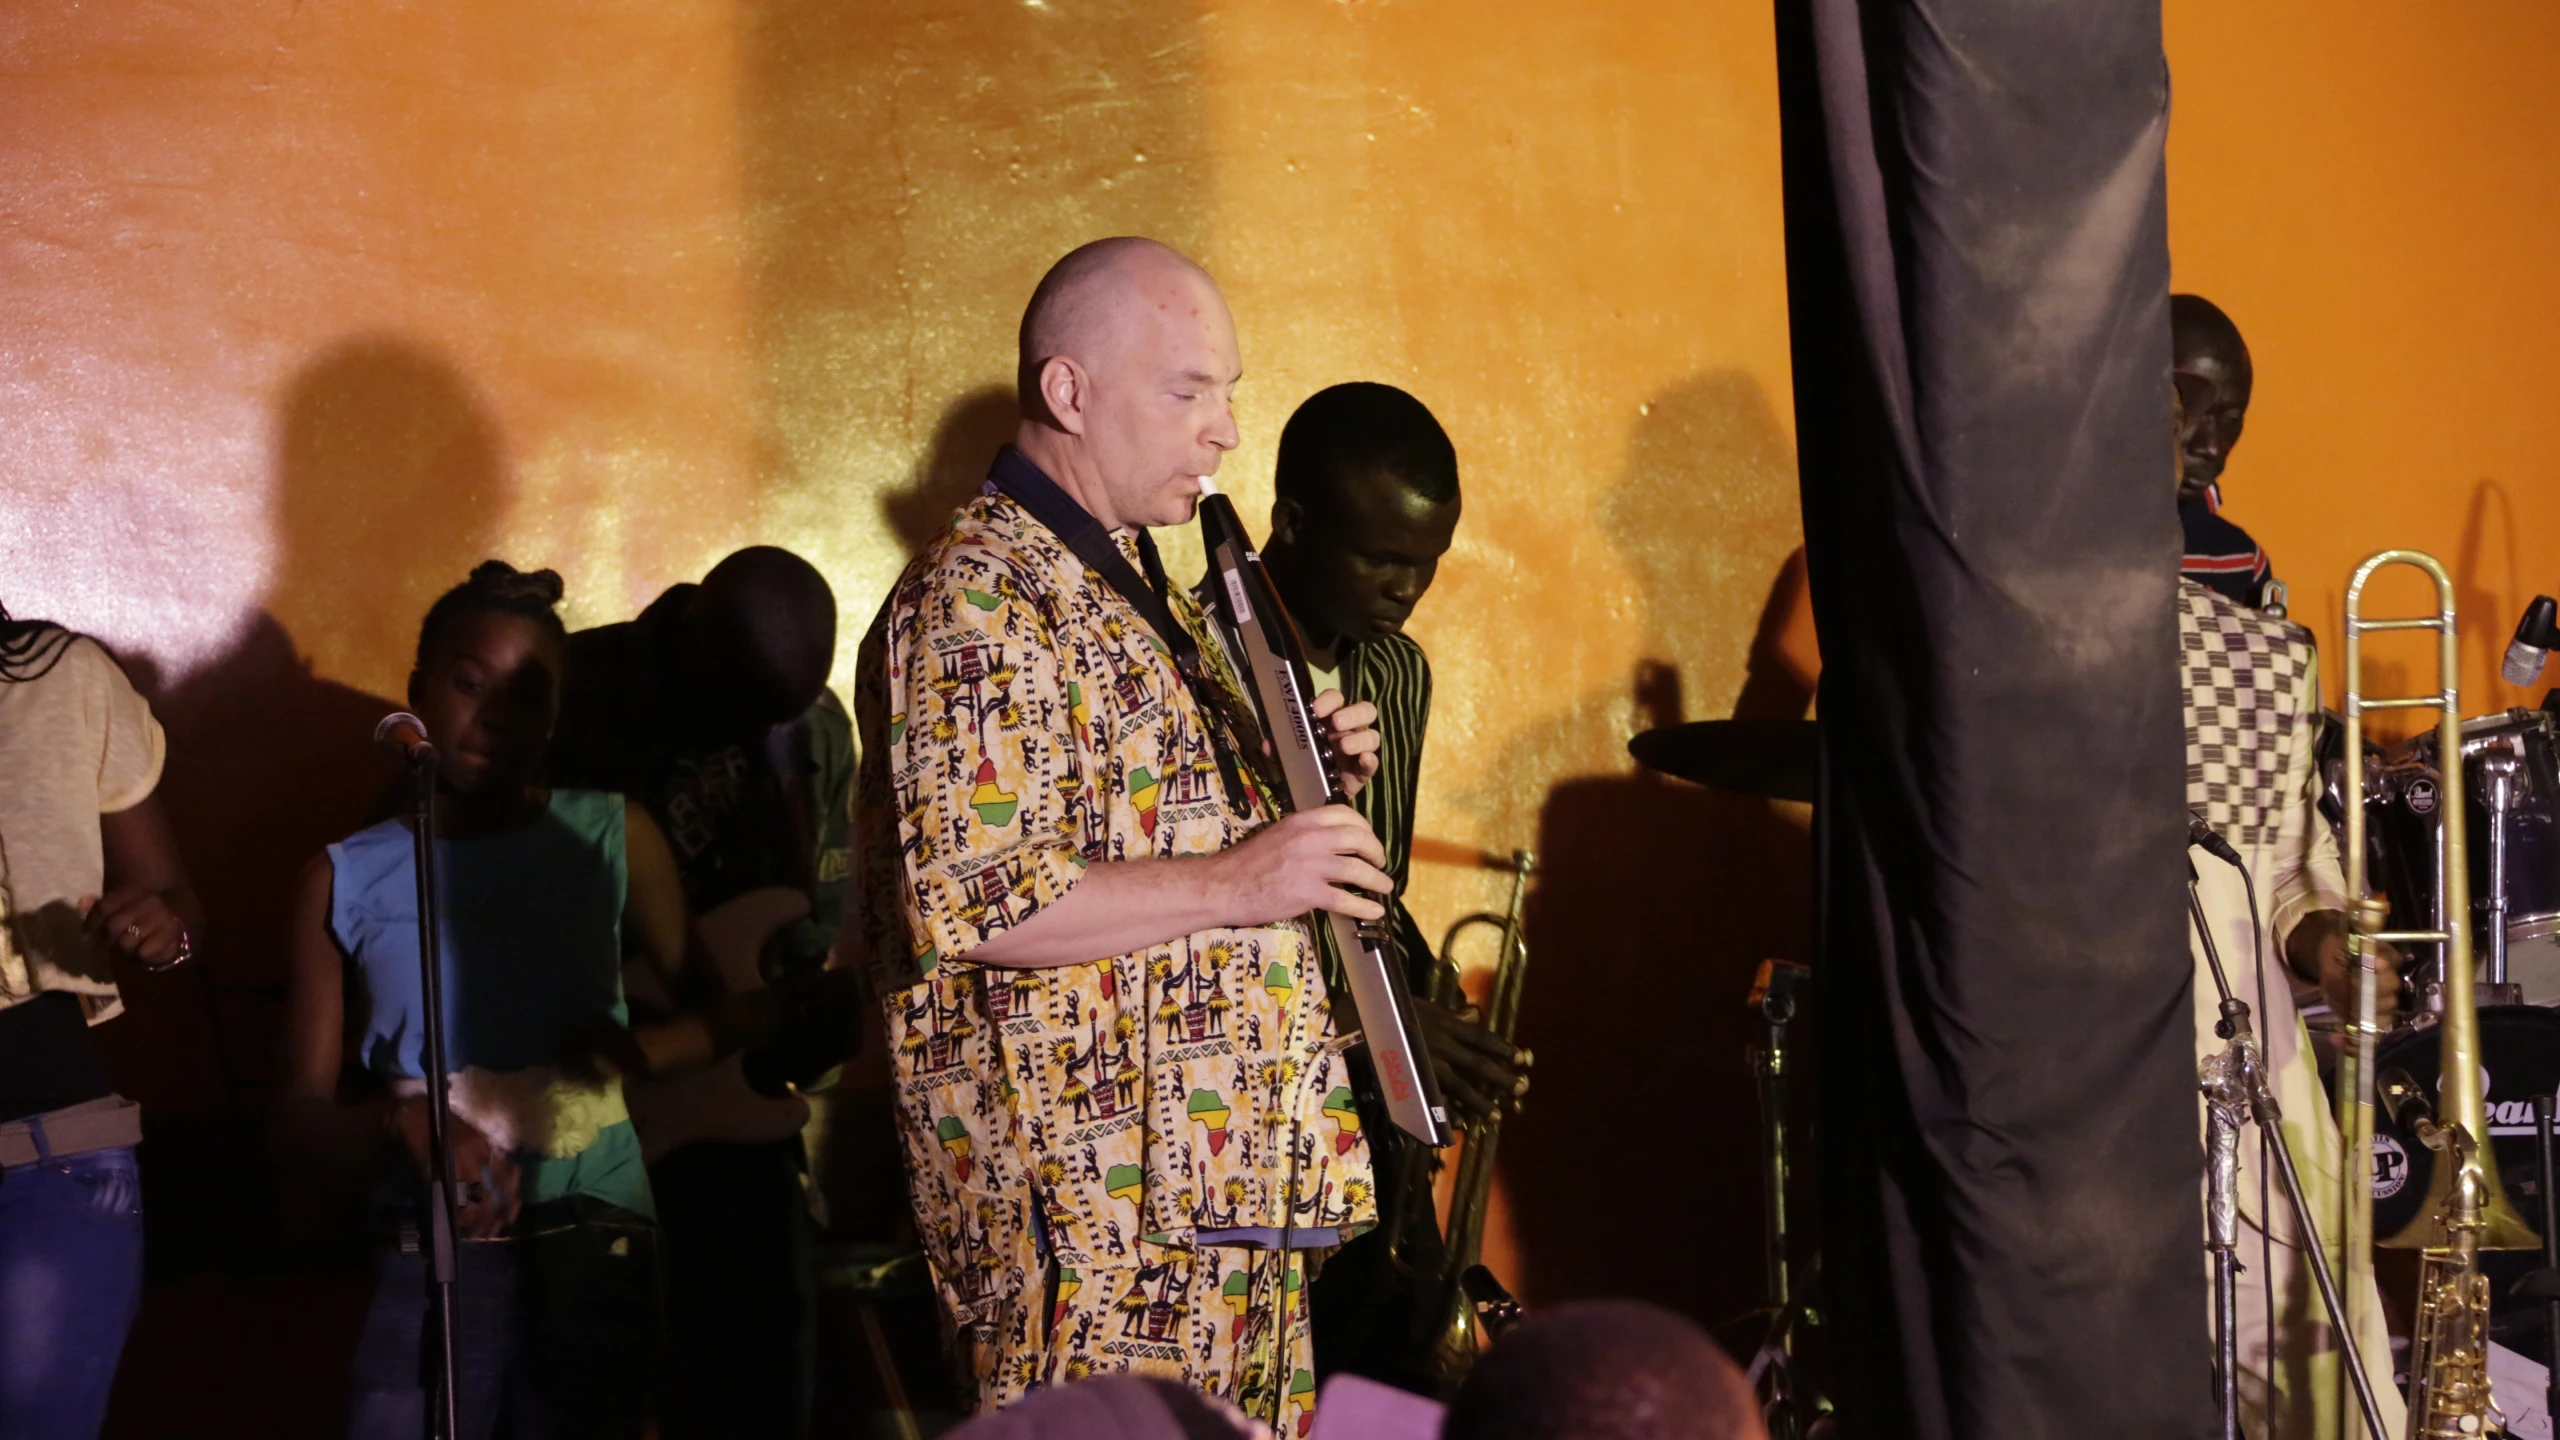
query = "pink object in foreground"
xmin=1311 ymin=1374 xmax=1445 ymax=1440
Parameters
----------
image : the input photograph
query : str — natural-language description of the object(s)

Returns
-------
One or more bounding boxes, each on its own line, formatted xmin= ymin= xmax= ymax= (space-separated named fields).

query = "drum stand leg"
xmin=2190 ymin=872 xmax=2391 ymax=1440
xmin=1744 ymin=964 xmax=1810 ymax=1439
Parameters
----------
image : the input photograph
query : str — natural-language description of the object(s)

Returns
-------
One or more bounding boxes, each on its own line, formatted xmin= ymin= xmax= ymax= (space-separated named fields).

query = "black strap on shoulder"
xmin=984 ymin=447 xmax=1265 ymax=806
xmin=987 ymin=448 xmax=1201 ymax=677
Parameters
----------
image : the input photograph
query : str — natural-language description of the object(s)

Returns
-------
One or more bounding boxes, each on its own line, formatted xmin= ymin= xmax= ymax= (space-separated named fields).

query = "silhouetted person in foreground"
xmin=2173 ymin=294 xmax=2279 ymax=609
xmin=1441 ymin=1301 xmax=1767 ymax=1440
xmin=550 ymin=545 xmax=858 ymax=1440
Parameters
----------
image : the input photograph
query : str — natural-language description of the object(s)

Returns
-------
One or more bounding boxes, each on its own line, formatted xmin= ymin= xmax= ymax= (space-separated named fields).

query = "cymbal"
xmin=1627 ymin=719 xmax=1818 ymax=802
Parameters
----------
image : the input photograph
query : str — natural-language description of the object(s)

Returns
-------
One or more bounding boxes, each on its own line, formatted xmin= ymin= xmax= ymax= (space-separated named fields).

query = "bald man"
xmin=853 ymin=238 xmax=1387 ymax=1422
xmin=553 ymin=545 xmax=854 ymax=1440
xmin=2174 ymin=294 xmax=2281 ymax=609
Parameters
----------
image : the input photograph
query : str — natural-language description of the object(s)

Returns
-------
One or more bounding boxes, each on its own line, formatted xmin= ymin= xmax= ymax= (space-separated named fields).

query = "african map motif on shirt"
xmin=852 ymin=486 xmax=1376 ymax=1404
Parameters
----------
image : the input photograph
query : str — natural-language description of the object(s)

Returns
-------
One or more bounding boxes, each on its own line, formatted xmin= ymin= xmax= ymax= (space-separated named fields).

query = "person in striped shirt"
xmin=2174 ymin=294 xmax=2281 ymax=609
xmin=1237 ymin=381 xmax=1530 ymax=1391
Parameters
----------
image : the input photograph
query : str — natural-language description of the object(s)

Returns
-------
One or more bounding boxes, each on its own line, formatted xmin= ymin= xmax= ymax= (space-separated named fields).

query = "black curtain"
xmin=1775 ymin=2 xmax=2210 ymax=1435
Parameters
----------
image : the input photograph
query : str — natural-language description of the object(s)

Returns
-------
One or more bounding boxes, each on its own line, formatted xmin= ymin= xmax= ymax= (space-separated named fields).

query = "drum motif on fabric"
xmin=2179 ymin=580 xmax=2317 ymax=849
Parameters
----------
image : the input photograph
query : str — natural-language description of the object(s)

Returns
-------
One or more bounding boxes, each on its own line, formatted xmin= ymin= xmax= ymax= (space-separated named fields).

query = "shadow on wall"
xmin=1486 ymin=371 xmax=1811 ymax=1332
xmin=102 ymin=338 xmax=510 ymax=1440
xmin=882 ymin=384 xmax=1020 ymax=557
xmin=2456 ymin=476 xmax=2525 ymax=699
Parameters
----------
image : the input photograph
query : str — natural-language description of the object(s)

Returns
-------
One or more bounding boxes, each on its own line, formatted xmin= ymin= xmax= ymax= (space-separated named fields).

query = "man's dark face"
xmin=2173 ymin=346 xmax=2253 ymax=498
xmin=1270 ymin=469 xmax=1460 ymax=649
xmin=671 ymin=599 xmax=829 ymax=743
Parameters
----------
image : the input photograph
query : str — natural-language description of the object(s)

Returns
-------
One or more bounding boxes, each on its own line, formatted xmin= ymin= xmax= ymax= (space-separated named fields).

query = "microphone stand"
xmin=2189 ymin=858 xmax=2389 ymax=1440
xmin=402 ymin=749 xmax=463 ymax=1440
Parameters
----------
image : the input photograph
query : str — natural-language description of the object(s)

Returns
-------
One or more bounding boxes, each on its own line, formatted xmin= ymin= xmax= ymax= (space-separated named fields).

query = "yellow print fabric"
xmin=852 ymin=487 xmax=1376 ymax=1405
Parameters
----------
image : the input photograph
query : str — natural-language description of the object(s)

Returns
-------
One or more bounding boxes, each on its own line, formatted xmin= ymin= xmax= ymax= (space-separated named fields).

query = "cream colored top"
xmin=0 ymin=635 xmax=166 ymax=1023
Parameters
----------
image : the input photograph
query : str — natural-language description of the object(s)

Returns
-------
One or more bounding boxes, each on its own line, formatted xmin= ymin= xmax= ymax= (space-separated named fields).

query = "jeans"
xmin=0 ymin=1145 xmax=146 ymax=1440
xmin=345 ymin=1204 xmax=659 ymax=1440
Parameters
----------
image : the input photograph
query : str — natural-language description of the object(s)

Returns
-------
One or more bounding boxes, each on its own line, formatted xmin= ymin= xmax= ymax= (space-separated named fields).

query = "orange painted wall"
xmin=4 ymin=0 xmax=1800 ymax=1412
xmin=2162 ymin=0 xmax=2560 ymax=716
xmin=10 ymin=0 xmax=2556 ymax=1424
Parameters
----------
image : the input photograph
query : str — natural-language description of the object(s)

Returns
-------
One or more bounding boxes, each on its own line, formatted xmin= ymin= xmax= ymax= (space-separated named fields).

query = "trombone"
xmin=2336 ymin=551 xmax=2538 ymax=1428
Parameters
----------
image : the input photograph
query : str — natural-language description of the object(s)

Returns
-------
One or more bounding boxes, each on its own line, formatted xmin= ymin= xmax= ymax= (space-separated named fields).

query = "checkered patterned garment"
xmin=2180 ymin=580 xmax=2317 ymax=849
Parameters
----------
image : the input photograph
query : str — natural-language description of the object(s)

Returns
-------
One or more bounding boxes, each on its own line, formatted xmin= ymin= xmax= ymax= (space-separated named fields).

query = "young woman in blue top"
xmin=278 ymin=562 xmax=749 ymax=1440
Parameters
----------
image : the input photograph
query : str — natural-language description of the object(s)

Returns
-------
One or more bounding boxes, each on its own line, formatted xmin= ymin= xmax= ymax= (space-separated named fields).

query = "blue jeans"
xmin=0 ymin=1145 xmax=146 ymax=1440
xmin=345 ymin=1205 xmax=659 ymax=1440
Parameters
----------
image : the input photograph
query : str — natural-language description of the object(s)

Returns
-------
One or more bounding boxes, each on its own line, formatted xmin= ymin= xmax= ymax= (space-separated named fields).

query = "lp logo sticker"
xmin=2372 ymin=1135 xmax=2411 ymax=1200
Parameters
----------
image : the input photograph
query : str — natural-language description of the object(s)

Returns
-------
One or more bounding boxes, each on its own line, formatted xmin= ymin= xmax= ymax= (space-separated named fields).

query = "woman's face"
xmin=408 ymin=610 xmax=561 ymax=795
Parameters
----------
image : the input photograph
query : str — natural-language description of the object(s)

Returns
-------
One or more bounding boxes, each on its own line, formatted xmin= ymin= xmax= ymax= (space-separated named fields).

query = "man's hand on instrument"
xmin=389 ymin=1095 xmax=521 ymax=1239
xmin=2291 ymin=909 xmax=2401 ymax=1031
xmin=1309 ymin=689 xmax=1382 ymax=798
xmin=1418 ymin=996 xmax=1532 ymax=1130
xmin=1216 ymin=807 xmax=1393 ymax=927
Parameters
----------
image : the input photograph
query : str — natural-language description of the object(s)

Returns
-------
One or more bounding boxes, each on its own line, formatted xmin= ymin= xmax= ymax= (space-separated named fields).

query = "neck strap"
xmin=985 ymin=447 xmax=1266 ymax=806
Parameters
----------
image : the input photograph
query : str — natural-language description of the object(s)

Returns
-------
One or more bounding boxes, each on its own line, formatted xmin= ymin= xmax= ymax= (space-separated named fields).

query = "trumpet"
xmin=1423 ymin=849 xmax=1536 ymax=1377
xmin=2337 ymin=550 xmax=2538 ymax=1433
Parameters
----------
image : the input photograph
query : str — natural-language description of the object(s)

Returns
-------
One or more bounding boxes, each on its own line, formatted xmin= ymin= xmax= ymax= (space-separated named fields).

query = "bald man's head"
xmin=1018 ymin=238 xmax=1202 ymax=410
xmin=1442 ymin=1300 xmax=1767 ymax=1440
xmin=2170 ymin=293 xmax=2254 ymax=496
xmin=1012 ymin=237 xmax=1242 ymax=531
xmin=672 ymin=545 xmax=837 ymax=738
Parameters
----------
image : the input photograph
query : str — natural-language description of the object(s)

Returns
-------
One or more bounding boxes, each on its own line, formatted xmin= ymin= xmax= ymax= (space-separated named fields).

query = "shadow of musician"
xmin=1484 ymin=371 xmax=1811 ymax=1334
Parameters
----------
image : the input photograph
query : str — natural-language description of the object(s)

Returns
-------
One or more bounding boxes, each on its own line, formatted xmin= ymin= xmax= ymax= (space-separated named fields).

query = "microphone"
xmin=374 ymin=712 xmax=437 ymax=764
xmin=2187 ymin=809 xmax=2243 ymax=867
xmin=2503 ymin=595 xmax=2559 ymax=688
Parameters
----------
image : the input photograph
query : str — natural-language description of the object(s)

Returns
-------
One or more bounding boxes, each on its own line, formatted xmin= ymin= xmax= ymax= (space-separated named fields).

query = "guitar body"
xmin=621 ymin=885 xmax=813 ymax=1164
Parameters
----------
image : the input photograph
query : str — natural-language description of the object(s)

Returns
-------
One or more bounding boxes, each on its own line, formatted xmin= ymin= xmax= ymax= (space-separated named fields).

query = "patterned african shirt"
xmin=852 ymin=461 xmax=1378 ymax=1342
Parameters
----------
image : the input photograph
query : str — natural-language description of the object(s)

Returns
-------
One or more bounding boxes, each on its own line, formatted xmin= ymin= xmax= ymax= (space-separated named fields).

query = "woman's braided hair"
xmin=414 ymin=561 xmax=568 ymax=669
xmin=0 ymin=602 xmax=76 ymax=684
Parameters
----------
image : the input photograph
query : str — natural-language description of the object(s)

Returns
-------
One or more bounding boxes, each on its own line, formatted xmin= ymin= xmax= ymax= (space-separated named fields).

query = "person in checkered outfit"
xmin=2178 ymin=569 xmax=2402 ymax=1438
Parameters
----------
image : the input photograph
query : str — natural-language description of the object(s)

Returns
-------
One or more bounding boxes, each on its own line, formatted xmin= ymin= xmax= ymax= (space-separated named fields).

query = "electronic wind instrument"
xmin=1192 ymin=477 xmax=1450 ymax=1148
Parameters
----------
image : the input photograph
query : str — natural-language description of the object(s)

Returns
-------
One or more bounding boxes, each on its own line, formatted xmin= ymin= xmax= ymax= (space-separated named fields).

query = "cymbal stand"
xmin=1742 ymin=959 xmax=1815 ymax=1438
xmin=2189 ymin=865 xmax=2388 ymax=1440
